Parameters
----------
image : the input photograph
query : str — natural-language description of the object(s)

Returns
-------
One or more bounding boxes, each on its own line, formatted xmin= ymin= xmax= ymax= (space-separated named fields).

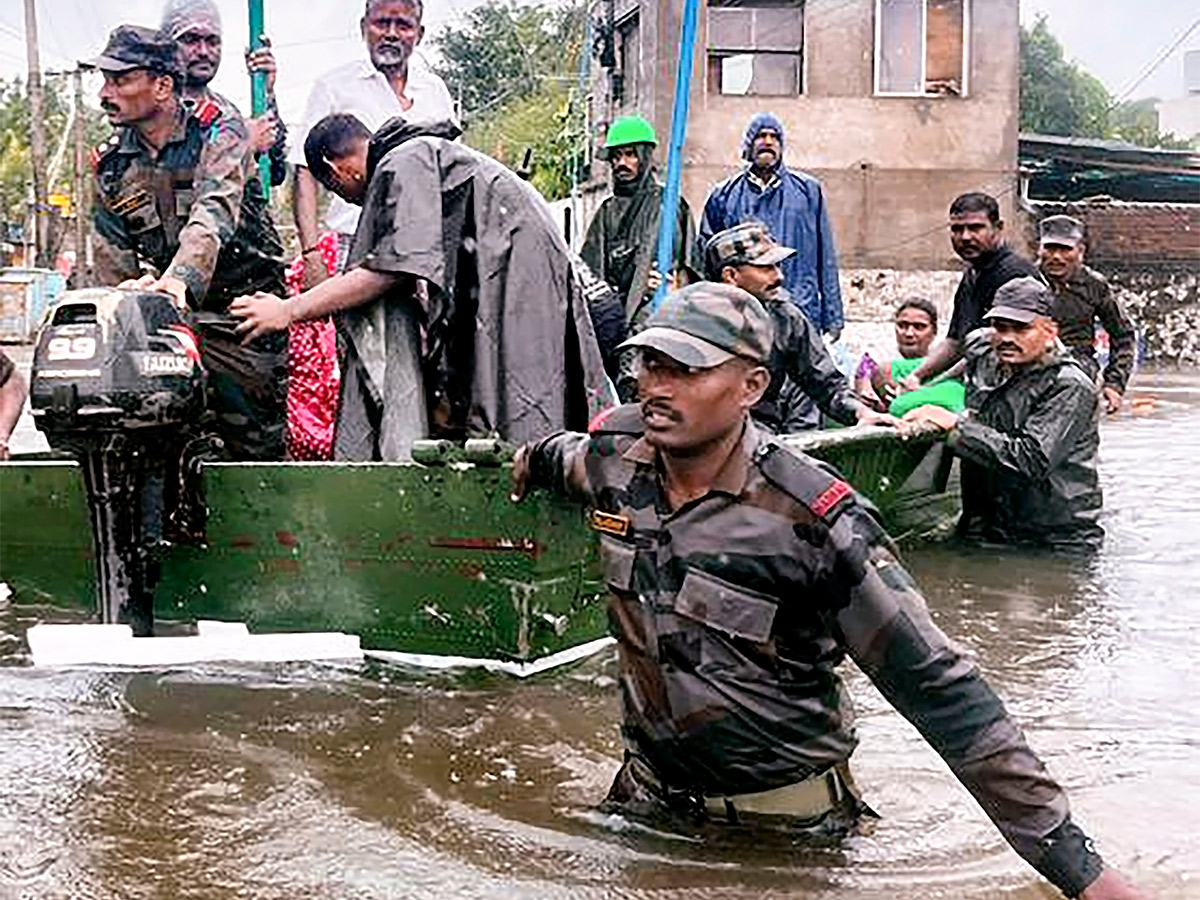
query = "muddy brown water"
xmin=0 ymin=367 xmax=1196 ymax=899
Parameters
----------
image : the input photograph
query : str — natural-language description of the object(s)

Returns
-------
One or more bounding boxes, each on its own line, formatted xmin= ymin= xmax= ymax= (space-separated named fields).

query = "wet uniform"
xmin=525 ymin=404 xmax=1105 ymax=897
xmin=1049 ymin=264 xmax=1136 ymax=393
xmin=755 ymin=290 xmax=860 ymax=433
xmin=91 ymin=99 xmax=287 ymax=460
xmin=952 ymin=331 xmax=1103 ymax=551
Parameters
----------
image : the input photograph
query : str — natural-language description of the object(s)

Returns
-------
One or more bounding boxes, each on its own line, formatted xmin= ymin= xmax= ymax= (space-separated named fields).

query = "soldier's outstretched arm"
xmin=831 ymin=513 xmax=1131 ymax=898
xmin=167 ymin=113 xmax=252 ymax=305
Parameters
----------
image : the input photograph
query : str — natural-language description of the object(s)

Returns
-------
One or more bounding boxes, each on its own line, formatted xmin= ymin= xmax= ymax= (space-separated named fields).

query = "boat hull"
xmin=0 ymin=428 xmax=953 ymax=664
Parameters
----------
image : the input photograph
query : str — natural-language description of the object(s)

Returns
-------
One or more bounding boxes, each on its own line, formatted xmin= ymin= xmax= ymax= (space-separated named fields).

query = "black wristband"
xmin=302 ymin=245 xmax=321 ymax=255
xmin=1036 ymin=819 xmax=1105 ymax=898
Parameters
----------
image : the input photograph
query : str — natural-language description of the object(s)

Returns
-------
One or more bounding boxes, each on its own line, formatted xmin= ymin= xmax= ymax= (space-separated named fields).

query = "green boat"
xmin=0 ymin=428 xmax=956 ymax=672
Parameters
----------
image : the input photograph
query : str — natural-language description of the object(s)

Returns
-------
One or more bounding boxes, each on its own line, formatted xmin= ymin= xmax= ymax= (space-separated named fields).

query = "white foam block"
xmin=27 ymin=621 xmax=364 ymax=668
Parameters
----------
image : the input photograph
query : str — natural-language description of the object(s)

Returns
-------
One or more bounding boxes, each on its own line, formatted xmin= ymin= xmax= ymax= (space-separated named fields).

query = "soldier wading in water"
xmin=511 ymin=282 xmax=1144 ymax=900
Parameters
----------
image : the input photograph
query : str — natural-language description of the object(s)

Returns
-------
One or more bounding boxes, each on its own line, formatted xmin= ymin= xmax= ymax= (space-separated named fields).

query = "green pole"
xmin=248 ymin=0 xmax=270 ymax=199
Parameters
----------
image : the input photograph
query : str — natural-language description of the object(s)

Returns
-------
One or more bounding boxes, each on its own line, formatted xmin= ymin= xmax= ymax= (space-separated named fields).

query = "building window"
xmin=707 ymin=1 xmax=804 ymax=97
xmin=875 ymin=0 xmax=968 ymax=97
xmin=614 ymin=12 xmax=640 ymax=108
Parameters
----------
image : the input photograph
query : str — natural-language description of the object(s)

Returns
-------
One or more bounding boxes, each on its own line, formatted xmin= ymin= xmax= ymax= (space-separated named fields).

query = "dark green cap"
xmin=84 ymin=25 xmax=177 ymax=76
xmin=1039 ymin=214 xmax=1085 ymax=248
xmin=618 ymin=282 xmax=775 ymax=368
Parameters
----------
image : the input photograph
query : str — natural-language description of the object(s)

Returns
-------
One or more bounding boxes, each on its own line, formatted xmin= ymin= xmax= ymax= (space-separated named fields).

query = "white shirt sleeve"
xmin=287 ymin=77 xmax=332 ymax=168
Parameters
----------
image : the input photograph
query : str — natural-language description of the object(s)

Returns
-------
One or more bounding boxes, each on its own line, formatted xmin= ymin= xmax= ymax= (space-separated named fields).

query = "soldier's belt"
xmin=705 ymin=764 xmax=855 ymax=822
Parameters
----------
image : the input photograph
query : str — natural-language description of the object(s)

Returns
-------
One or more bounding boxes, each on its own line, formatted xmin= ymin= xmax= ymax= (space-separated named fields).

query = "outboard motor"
xmin=30 ymin=289 xmax=205 ymax=635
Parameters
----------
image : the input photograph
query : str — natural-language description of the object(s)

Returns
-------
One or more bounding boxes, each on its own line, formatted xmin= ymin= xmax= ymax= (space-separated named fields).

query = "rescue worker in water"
xmin=510 ymin=282 xmax=1144 ymax=900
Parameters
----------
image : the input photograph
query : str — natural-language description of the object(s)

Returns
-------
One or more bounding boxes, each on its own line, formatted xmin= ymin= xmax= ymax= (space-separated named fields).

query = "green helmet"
xmin=603 ymin=115 xmax=657 ymax=153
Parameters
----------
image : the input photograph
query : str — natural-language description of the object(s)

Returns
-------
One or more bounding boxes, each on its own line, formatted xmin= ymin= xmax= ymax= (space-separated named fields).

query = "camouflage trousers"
xmin=193 ymin=312 xmax=287 ymax=462
xmin=601 ymin=752 xmax=876 ymax=839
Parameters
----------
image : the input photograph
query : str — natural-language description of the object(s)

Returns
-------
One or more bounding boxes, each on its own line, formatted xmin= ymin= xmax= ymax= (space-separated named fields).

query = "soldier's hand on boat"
xmin=1078 ymin=867 xmax=1148 ymax=900
xmin=855 ymin=407 xmax=900 ymax=428
xmin=510 ymin=445 xmax=532 ymax=503
xmin=900 ymin=404 xmax=959 ymax=435
xmin=118 ymin=274 xmax=188 ymax=311
xmin=231 ymin=292 xmax=293 ymax=343
xmin=245 ymin=36 xmax=277 ymax=94
xmin=1103 ymin=386 xmax=1124 ymax=415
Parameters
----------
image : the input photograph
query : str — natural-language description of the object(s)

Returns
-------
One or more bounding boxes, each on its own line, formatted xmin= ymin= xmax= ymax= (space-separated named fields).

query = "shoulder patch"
xmin=194 ymin=99 xmax=222 ymax=127
xmin=589 ymin=403 xmax=645 ymax=436
xmin=753 ymin=441 xmax=856 ymax=524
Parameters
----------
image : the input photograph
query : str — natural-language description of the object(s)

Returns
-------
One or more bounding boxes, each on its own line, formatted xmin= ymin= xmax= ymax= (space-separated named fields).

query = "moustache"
xmin=641 ymin=399 xmax=681 ymax=422
xmin=614 ymin=166 xmax=634 ymax=177
xmin=101 ymin=102 xmax=120 ymax=114
xmin=997 ymin=342 xmax=1021 ymax=354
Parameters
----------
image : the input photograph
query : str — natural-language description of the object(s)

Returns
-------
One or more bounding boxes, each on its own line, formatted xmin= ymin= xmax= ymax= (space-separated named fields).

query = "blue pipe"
xmin=650 ymin=0 xmax=702 ymax=313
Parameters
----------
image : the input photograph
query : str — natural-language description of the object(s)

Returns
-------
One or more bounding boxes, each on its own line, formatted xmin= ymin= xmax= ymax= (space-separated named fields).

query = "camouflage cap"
xmin=618 ymin=282 xmax=775 ymax=368
xmin=1039 ymin=214 xmax=1085 ymax=248
xmin=984 ymin=276 xmax=1054 ymax=324
xmin=84 ymin=25 xmax=177 ymax=76
xmin=703 ymin=222 xmax=795 ymax=278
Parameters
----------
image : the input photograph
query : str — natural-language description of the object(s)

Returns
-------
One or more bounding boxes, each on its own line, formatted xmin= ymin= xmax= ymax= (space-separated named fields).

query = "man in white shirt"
xmin=289 ymin=0 xmax=456 ymax=287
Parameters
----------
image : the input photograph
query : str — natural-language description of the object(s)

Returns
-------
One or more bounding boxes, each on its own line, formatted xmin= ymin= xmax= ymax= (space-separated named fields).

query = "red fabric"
xmin=284 ymin=233 xmax=341 ymax=461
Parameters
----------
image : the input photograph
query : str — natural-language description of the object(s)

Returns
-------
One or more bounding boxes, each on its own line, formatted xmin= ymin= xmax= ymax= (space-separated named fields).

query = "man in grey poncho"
xmin=232 ymin=114 xmax=616 ymax=460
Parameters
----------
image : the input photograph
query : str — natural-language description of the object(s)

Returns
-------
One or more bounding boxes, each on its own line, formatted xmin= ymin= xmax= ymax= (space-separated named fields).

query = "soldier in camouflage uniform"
xmin=87 ymin=25 xmax=286 ymax=460
xmin=511 ymin=283 xmax=1142 ymax=900
xmin=705 ymin=222 xmax=893 ymax=433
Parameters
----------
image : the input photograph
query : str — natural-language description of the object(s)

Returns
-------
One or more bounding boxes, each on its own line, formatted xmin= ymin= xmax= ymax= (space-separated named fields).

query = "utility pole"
xmin=24 ymin=0 xmax=50 ymax=269
xmin=72 ymin=67 xmax=90 ymax=286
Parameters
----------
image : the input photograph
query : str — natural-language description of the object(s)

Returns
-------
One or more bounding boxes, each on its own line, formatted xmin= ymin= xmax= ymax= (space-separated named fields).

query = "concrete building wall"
xmin=594 ymin=0 xmax=1022 ymax=270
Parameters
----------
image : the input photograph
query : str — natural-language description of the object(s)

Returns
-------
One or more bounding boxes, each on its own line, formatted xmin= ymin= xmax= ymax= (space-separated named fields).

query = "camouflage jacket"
xmin=91 ymin=100 xmax=284 ymax=310
xmin=527 ymin=405 xmax=1104 ymax=897
xmin=1048 ymin=265 xmax=1136 ymax=393
xmin=755 ymin=290 xmax=860 ymax=432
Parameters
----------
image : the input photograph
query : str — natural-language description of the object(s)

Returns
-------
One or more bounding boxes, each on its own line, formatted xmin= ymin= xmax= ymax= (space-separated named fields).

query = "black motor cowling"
xmin=31 ymin=288 xmax=204 ymax=440
xmin=30 ymin=289 xmax=206 ymax=635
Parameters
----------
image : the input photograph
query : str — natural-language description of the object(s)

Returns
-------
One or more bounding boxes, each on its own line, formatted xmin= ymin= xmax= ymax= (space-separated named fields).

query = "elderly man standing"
xmin=580 ymin=116 xmax=699 ymax=337
xmin=1038 ymin=215 xmax=1136 ymax=415
xmin=290 ymin=0 xmax=456 ymax=285
xmin=699 ymin=113 xmax=844 ymax=342
xmin=904 ymin=277 xmax=1103 ymax=552
xmin=160 ymin=0 xmax=287 ymax=187
xmin=509 ymin=283 xmax=1143 ymax=900
xmin=87 ymin=25 xmax=287 ymax=460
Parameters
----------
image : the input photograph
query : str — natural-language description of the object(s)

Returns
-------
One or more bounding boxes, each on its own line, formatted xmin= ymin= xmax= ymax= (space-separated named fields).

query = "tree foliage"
xmin=0 ymin=76 xmax=109 ymax=229
xmin=433 ymin=1 xmax=588 ymax=200
xmin=1020 ymin=17 xmax=1194 ymax=149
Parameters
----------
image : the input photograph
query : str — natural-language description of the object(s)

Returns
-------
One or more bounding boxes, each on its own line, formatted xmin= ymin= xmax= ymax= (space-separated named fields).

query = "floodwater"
xmin=0 ymin=365 xmax=1197 ymax=900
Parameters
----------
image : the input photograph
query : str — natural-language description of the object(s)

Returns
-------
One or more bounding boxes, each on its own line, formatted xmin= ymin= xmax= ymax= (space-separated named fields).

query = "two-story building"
xmin=590 ymin=0 xmax=1022 ymax=270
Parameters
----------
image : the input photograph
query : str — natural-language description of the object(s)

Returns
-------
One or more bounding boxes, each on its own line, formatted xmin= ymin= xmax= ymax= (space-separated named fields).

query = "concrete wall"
xmin=598 ymin=0 xmax=1022 ymax=270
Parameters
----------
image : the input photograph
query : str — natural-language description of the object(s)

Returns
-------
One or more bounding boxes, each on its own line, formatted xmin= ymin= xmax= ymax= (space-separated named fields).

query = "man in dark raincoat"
xmin=581 ymin=116 xmax=699 ymax=335
xmin=581 ymin=115 xmax=699 ymax=396
xmin=903 ymin=277 xmax=1103 ymax=552
xmin=232 ymin=114 xmax=617 ymax=460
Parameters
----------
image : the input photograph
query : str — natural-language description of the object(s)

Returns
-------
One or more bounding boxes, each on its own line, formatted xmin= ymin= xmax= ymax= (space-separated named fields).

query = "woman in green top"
xmin=856 ymin=297 xmax=965 ymax=417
